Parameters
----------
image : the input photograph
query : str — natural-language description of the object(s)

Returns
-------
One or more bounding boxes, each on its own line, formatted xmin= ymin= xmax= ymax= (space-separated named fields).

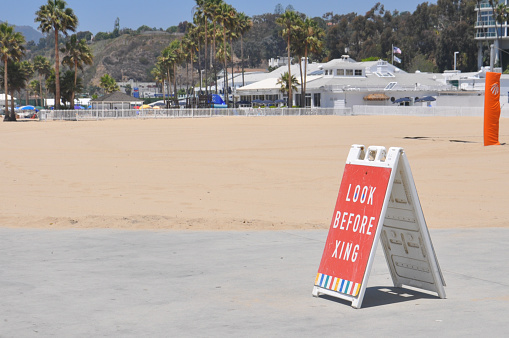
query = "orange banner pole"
xmin=484 ymin=72 xmax=501 ymax=146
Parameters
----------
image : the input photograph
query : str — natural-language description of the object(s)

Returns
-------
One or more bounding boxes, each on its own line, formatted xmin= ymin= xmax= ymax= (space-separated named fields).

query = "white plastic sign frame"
xmin=312 ymin=144 xmax=446 ymax=309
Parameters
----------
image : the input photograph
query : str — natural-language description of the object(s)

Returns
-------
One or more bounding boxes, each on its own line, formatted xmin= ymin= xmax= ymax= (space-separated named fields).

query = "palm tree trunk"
xmin=72 ymin=61 xmax=78 ymax=109
xmin=304 ymin=47 xmax=308 ymax=105
xmin=204 ymin=21 xmax=208 ymax=95
xmin=3 ymin=57 xmax=9 ymax=119
xmin=25 ymin=83 xmax=29 ymax=106
xmin=186 ymin=58 xmax=189 ymax=107
xmin=241 ymin=34 xmax=245 ymax=86
xmin=299 ymin=58 xmax=304 ymax=107
xmin=161 ymin=78 xmax=165 ymax=106
xmin=10 ymin=89 xmax=16 ymax=121
xmin=230 ymin=36 xmax=234 ymax=106
xmin=39 ymin=74 xmax=43 ymax=107
xmin=190 ymin=50 xmax=195 ymax=107
xmin=213 ymin=21 xmax=218 ymax=94
xmin=287 ymin=33 xmax=292 ymax=107
xmin=167 ymin=67 xmax=171 ymax=105
xmin=223 ymin=30 xmax=228 ymax=108
xmin=54 ymin=29 xmax=60 ymax=110
xmin=174 ymin=63 xmax=177 ymax=107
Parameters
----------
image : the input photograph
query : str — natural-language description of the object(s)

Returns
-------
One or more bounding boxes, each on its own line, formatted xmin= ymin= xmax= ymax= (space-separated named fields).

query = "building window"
xmin=337 ymin=69 xmax=345 ymax=76
xmin=346 ymin=69 xmax=353 ymax=76
xmin=314 ymin=93 xmax=321 ymax=107
xmin=355 ymin=69 xmax=362 ymax=76
xmin=305 ymin=93 xmax=311 ymax=107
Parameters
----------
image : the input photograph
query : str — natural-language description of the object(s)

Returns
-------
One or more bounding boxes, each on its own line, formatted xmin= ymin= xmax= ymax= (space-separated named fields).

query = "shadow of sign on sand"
xmin=318 ymin=286 xmax=439 ymax=309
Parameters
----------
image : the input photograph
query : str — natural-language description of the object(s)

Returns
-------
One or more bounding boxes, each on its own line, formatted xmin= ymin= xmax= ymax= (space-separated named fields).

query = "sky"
xmin=3 ymin=0 xmax=437 ymax=35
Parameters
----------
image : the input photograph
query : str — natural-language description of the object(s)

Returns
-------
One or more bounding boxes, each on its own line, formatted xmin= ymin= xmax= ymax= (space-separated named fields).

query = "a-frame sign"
xmin=312 ymin=145 xmax=446 ymax=309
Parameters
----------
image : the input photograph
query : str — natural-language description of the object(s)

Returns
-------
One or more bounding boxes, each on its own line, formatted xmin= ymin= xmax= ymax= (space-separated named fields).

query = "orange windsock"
xmin=484 ymin=72 xmax=501 ymax=146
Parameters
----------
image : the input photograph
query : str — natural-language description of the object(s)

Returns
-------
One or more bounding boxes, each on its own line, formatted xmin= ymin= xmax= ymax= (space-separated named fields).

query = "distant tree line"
xmin=242 ymin=1 xmax=482 ymax=73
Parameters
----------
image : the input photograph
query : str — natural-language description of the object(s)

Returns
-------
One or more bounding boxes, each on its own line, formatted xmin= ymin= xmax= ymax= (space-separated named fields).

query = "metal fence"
xmin=39 ymin=105 xmax=509 ymax=121
xmin=40 ymin=107 xmax=352 ymax=121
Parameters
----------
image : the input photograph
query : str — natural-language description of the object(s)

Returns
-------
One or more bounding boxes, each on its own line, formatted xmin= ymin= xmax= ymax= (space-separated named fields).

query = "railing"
xmin=475 ymin=20 xmax=496 ymax=27
xmin=40 ymin=107 xmax=353 ymax=121
xmin=37 ymin=105 xmax=509 ymax=121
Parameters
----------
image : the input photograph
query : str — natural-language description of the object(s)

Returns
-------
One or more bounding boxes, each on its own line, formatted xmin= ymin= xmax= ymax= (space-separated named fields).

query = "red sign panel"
xmin=316 ymin=164 xmax=391 ymax=296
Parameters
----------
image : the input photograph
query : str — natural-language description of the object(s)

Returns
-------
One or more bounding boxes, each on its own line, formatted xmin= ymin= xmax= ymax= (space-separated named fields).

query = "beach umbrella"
xmin=393 ymin=97 xmax=411 ymax=104
xmin=74 ymin=105 xmax=84 ymax=109
xmin=415 ymin=96 xmax=436 ymax=102
xmin=252 ymin=99 xmax=263 ymax=104
xmin=19 ymin=105 xmax=36 ymax=110
xmin=274 ymin=99 xmax=286 ymax=104
xmin=140 ymin=104 xmax=152 ymax=109
xmin=261 ymin=100 xmax=273 ymax=105
xmin=237 ymin=100 xmax=251 ymax=105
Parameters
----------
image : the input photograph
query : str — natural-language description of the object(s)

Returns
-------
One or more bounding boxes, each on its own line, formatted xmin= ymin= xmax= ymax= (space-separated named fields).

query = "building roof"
xmin=92 ymin=92 xmax=142 ymax=102
xmin=237 ymin=75 xmax=323 ymax=92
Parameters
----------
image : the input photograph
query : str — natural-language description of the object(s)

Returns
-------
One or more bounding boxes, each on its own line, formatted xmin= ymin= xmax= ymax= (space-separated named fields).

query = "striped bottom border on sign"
xmin=315 ymin=273 xmax=361 ymax=297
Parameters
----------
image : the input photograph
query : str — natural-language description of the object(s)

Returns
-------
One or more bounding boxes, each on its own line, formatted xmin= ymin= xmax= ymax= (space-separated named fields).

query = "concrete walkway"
xmin=0 ymin=228 xmax=507 ymax=337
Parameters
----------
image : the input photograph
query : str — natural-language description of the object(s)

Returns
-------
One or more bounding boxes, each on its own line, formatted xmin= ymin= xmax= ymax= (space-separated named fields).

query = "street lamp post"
xmin=454 ymin=51 xmax=459 ymax=71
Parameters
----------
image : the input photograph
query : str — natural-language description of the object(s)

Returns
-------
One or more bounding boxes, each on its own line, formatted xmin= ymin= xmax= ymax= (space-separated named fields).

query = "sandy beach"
xmin=0 ymin=115 xmax=507 ymax=230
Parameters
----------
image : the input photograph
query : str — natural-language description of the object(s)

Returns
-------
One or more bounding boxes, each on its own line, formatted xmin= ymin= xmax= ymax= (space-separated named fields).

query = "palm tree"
xmin=61 ymin=34 xmax=93 ymax=109
xmin=277 ymin=72 xmax=299 ymax=103
xmin=159 ymin=43 xmax=177 ymax=105
xmin=0 ymin=22 xmax=25 ymax=121
xmin=20 ymin=60 xmax=34 ymax=106
xmin=33 ymin=55 xmax=51 ymax=107
xmin=186 ymin=24 xmax=200 ymax=106
xmin=228 ymin=8 xmax=239 ymax=101
xmin=209 ymin=0 xmax=223 ymax=94
xmin=29 ymin=79 xmax=40 ymax=103
xmin=193 ymin=0 xmax=210 ymax=95
xmin=99 ymin=74 xmax=119 ymax=94
xmin=302 ymin=19 xmax=323 ymax=102
xmin=236 ymin=12 xmax=252 ymax=86
xmin=151 ymin=63 xmax=165 ymax=103
xmin=172 ymin=40 xmax=186 ymax=107
xmin=182 ymin=32 xmax=198 ymax=105
xmin=276 ymin=10 xmax=302 ymax=107
xmin=3 ymin=61 xmax=30 ymax=115
xmin=60 ymin=69 xmax=83 ymax=107
xmin=218 ymin=2 xmax=235 ymax=107
xmin=294 ymin=18 xmax=324 ymax=107
xmin=35 ymin=0 xmax=78 ymax=110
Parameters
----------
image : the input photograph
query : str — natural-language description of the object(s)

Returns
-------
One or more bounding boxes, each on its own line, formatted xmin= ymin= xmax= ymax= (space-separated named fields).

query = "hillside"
xmin=85 ymin=33 xmax=178 ymax=86
xmin=0 ymin=20 xmax=43 ymax=43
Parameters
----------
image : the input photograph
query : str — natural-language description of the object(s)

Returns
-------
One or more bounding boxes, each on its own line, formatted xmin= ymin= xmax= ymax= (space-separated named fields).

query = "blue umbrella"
xmin=74 ymin=105 xmax=84 ymax=109
xmin=415 ymin=96 xmax=436 ymax=102
xmin=274 ymin=99 xmax=286 ymax=104
xmin=252 ymin=99 xmax=263 ymax=104
xmin=19 ymin=105 xmax=36 ymax=110
xmin=393 ymin=97 xmax=411 ymax=104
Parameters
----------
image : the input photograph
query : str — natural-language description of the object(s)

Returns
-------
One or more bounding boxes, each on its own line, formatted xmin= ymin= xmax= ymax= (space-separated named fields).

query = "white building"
xmin=475 ymin=0 xmax=509 ymax=69
xmin=236 ymin=56 xmax=453 ymax=108
xmin=0 ymin=94 xmax=17 ymax=108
